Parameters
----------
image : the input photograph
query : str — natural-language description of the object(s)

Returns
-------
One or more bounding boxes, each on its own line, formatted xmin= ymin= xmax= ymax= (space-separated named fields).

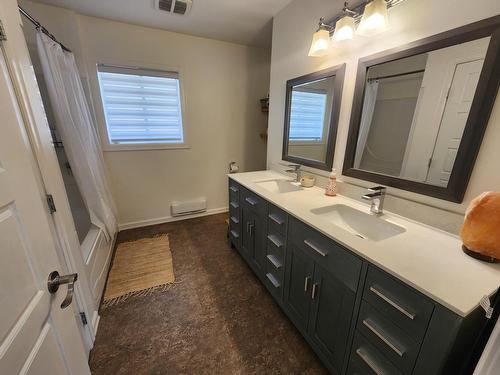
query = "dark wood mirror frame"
xmin=343 ymin=16 xmax=500 ymax=203
xmin=283 ymin=64 xmax=345 ymax=171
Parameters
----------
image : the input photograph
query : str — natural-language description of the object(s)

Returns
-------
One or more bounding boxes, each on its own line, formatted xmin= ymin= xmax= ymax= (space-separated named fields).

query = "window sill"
xmin=103 ymin=144 xmax=191 ymax=152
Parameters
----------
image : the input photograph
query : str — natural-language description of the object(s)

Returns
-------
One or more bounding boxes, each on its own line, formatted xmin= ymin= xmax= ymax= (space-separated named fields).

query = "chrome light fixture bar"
xmin=308 ymin=0 xmax=407 ymax=57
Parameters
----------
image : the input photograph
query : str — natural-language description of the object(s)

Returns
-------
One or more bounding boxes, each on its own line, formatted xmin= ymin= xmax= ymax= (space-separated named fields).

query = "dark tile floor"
xmin=89 ymin=213 xmax=327 ymax=374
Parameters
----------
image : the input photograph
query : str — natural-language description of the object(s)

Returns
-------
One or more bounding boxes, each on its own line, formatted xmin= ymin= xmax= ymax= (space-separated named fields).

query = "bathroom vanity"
xmin=228 ymin=171 xmax=500 ymax=375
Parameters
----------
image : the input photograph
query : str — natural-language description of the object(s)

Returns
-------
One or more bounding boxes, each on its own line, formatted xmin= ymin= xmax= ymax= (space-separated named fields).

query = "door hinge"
xmin=46 ymin=194 xmax=57 ymax=214
xmin=80 ymin=312 xmax=88 ymax=325
xmin=0 ymin=20 xmax=6 ymax=41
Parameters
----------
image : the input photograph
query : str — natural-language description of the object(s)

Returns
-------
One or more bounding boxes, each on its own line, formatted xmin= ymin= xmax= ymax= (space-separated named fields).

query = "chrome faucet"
xmin=362 ymin=186 xmax=386 ymax=215
xmin=285 ymin=164 xmax=301 ymax=182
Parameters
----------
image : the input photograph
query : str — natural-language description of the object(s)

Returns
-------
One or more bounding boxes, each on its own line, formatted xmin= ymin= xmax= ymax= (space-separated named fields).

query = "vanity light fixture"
xmin=309 ymin=0 xmax=406 ymax=57
xmin=308 ymin=18 xmax=334 ymax=57
xmin=332 ymin=3 xmax=356 ymax=42
xmin=357 ymin=0 xmax=389 ymax=36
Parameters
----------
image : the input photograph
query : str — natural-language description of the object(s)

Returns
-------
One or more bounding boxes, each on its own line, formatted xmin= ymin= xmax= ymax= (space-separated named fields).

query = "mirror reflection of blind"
xmin=289 ymin=91 xmax=327 ymax=141
xmin=97 ymin=65 xmax=184 ymax=144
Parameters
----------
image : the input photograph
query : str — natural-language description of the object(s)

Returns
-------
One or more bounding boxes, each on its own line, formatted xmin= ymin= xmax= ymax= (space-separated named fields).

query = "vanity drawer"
xmin=357 ymin=302 xmax=419 ymax=374
xmin=229 ymin=228 xmax=240 ymax=247
xmin=229 ymin=203 xmax=240 ymax=221
xmin=348 ymin=332 xmax=403 ymax=375
xmin=240 ymin=187 xmax=267 ymax=216
xmin=289 ymin=217 xmax=362 ymax=292
xmin=267 ymin=231 xmax=285 ymax=253
xmin=268 ymin=204 xmax=288 ymax=235
xmin=363 ymin=266 xmax=434 ymax=342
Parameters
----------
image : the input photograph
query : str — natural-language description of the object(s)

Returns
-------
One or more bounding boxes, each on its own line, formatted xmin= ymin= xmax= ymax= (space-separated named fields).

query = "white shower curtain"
xmin=354 ymin=80 xmax=379 ymax=168
xmin=37 ymin=32 xmax=117 ymax=241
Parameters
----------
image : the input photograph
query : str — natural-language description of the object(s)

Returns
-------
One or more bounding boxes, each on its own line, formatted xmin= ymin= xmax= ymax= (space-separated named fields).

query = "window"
xmin=97 ymin=64 xmax=184 ymax=146
xmin=289 ymin=90 xmax=327 ymax=141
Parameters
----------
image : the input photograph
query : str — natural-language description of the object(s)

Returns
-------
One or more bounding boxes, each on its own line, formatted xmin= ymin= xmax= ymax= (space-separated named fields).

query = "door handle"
xmin=304 ymin=276 xmax=311 ymax=292
xmin=312 ymin=283 xmax=319 ymax=300
xmin=47 ymin=271 xmax=78 ymax=309
xmin=248 ymin=223 xmax=255 ymax=236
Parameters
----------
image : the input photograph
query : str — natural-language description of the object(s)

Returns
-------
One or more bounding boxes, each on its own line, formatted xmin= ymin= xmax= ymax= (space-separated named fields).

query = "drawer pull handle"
xmin=268 ymin=213 xmax=284 ymax=225
xmin=245 ymin=197 xmax=258 ymax=206
xmin=303 ymin=239 xmax=328 ymax=257
xmin=230 ymin=202 xmax=239 ymax=209
xmin=267 ymin=234 xmax=283 ymax=248
xmin=266 ymin=273 xmax=281 ymax=288
xmin=230 ymin=230 xmax=239 ymax=239
xmin=266 ymin=254 xmax=282 ymax=269
xmin=370 ymin=286 xmax=415 ymax=320
xmin=230 ymin=186 xmax=239 ymax=192
xmin=356 ymin=348 xmax=384 ymax=375
xmin=362 ymin=319 xmax=405 ymax=357
xmin=230 ymin=216 xmax=239 ymax=224
xmin=304 ymin=276 xmax=311 ymax=292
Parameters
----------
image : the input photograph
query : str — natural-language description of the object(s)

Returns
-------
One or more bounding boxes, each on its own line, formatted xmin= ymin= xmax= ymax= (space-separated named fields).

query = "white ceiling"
xmin=29 ymin=0 xmax=294 ymax=47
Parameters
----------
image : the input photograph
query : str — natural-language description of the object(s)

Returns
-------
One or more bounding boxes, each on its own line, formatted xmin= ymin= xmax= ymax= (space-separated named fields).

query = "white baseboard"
xmin=118 ymin=207 xmax=229 ymax=230
xmin=91 ymin=311 xmax=100 ymax=337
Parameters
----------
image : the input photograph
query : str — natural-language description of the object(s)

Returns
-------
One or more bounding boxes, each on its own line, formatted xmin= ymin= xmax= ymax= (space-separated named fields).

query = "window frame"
xmin=94 ymin=63 xmax=189 ymax=152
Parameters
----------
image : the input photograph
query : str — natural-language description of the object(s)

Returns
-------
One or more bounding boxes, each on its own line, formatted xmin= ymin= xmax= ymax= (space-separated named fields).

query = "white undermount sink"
xmin=255 ymin=179 xmax=303 ymax=193
xmin=310 ymin=204 xmax=406 ymax=241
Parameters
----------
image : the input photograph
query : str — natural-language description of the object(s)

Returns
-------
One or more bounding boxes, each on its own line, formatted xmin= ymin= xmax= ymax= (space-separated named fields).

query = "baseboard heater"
xmin=171 ymin=198 xmax=207 ymax=217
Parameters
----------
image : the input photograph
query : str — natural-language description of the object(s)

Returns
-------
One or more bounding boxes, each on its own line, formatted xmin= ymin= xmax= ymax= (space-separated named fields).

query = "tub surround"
xmin=229 ymin=170 xmax=500 ymax=317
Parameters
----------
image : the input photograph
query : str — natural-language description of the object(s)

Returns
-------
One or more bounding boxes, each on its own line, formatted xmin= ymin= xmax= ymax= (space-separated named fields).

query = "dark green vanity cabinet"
xmin=285 ymin=217 xmax=363 ymax=374
xmin=239 ymin=186 xmax=268 ymax=279
xmin=228 ymin=179 xmax=489 ymax=375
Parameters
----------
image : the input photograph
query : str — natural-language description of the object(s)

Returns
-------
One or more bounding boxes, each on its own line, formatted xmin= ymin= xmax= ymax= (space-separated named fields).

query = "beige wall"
xmin=20 ymin=0 xmax=270 ymax=228
xmin=268 ymin=0 xmax=500 ymax=233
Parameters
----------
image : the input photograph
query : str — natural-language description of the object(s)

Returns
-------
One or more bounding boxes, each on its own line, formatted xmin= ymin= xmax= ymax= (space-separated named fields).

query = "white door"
xmin=0 ymin=39 xmax=90 ymax=375
xmin=426 ymin=58 xmax=484 ymax=186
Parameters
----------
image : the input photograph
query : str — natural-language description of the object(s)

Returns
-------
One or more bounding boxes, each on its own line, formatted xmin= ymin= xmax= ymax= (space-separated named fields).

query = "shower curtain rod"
xmin=18 ymin=5 xmax=72 ymax=53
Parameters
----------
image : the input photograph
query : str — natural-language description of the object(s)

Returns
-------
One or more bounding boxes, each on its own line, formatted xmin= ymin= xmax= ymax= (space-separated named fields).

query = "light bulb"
xmin=357 ymin=0 xmax=389 ymax=36
xmin=308 ymin=29 xmax=331 ymax=57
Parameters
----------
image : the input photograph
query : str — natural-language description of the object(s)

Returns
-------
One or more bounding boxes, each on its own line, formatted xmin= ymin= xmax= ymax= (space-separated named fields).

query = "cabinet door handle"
xmin=312 ymin=283 xmax=319 ymax=300
xmin=362 ymin=319 xmax=405 ymax=357
xmin=356 ymin=348 xmax=384 ymax=375
xmin=304 ymin=276 xmax=311 ymax=292
xmin=369 ymin=286 xmax=415 ymax=320
xmin=249 ymin=223 xmax=254 ymax=236
xmin=230 ymin=186 xmax=239 ymax=192
xmin=268 ymin=213 xmax=284 ymax=225
xmin=303 ymin=239 xmax=328 ymax=257
xmin=245 ymin=197 xmax=258 ymax=206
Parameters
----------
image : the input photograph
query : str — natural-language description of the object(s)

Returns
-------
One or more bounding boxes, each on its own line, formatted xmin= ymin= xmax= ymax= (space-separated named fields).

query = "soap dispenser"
xmin=325 ymin=168 xmax=337 ymax=196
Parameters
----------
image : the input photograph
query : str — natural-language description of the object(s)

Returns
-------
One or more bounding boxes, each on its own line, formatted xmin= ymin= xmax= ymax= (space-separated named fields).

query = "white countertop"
xmin=229 ymin=170 xmax=500 ymax=317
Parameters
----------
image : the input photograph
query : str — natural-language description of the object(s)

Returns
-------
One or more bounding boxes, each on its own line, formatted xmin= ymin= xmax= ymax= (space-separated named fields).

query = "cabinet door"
xmin=283 ymin=243 xmax=315 ymax=332
xmin=240 ymin=207 xmax=254 ymax=263
xmin=308 ymin=265 xmax=357 ymax=374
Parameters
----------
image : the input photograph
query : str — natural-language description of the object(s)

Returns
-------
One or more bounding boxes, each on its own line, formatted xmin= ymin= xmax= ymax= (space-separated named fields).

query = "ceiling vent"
xmin=155 ymin=0 xmax=193 ymax=15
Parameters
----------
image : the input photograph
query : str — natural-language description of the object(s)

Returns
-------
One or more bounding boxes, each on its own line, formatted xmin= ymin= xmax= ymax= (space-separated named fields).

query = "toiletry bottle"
xmin=325 ymin=168 xmax=337 ymax=196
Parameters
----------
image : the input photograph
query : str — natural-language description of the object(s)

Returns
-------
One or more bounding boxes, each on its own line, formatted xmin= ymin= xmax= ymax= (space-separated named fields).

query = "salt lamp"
xmin=460 ymin=192 xmax=500 ymax=263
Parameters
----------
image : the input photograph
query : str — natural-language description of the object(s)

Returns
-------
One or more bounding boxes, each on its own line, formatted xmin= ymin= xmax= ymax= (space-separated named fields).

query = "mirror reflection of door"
xmin=288 ymin=76 xmax=335 ymax=162
xmin=353 ymin=36 xmax=489 ymax=187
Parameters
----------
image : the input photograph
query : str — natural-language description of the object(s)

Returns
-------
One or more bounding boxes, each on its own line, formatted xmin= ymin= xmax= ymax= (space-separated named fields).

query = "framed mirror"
xmin=343 ymin=16 xmax=500 ymax=202
xmin=283 ymin=64 xmax=345 ymax=171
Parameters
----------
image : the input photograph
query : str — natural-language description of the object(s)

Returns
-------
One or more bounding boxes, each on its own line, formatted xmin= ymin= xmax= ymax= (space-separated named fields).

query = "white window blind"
xmin=97 ymin=65 xmax=184 ymax=144
xmin=289 ymin=91 xmax=327 ymax=141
